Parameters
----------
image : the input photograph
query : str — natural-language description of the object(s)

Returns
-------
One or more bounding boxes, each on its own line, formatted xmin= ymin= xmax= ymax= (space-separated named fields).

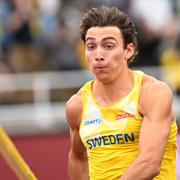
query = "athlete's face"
xmin=85 ymin=26 xmax=134 ymax=83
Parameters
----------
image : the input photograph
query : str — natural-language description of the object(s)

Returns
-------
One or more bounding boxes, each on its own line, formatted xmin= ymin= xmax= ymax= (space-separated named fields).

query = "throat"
xmin=92 ymin=71 xmax=134 ymax=107
xmin=96 ymin=91 xmax=128 ymax=107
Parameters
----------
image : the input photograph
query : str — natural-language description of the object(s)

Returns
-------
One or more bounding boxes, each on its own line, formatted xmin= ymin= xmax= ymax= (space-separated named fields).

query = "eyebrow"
xmin=85 ymin=36 xmax=117 ymax=42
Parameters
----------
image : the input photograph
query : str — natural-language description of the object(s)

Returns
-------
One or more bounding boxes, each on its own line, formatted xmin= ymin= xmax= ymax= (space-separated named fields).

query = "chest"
xmin=80 ymin=105 xmax=142 ymax=141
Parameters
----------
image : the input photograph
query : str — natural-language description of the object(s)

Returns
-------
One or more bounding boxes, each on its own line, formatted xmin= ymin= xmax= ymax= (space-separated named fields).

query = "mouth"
xmin=94 ymin=65 xmax=108 ymax=69
xmin=93 ymin=66 xmax=109 ymax=73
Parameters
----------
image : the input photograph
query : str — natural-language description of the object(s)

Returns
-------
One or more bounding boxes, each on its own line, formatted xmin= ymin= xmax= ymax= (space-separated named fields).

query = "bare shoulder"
xmin=141 ymin=74 xmax=173 ymax=97
xmin=66 ymin=89 xmax=83 ymax=129
xmin=139 ymin=73 xmax=174 ymax=116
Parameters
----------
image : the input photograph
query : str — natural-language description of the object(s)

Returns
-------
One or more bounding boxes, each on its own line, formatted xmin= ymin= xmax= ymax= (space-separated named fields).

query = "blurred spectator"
xmin=45 ymin=6 xmax=82 ymax=71
xmin=0 ymin=0 xmax=179 ymax=73
xmin=8 ymin=44 xmax=44 ymax=72
xmin=0 ymin=0 xmax=13 ymax=69
xmin=0 ymin=0 xmax=45 ymax=73
xmin=130 ymin=0 xmax=173 ymax=32
xmin=37 ymin=0 xmax=61 ymax=44
xmin=131 ymin=18 xmax=162 ymax=67
xmin=0 ymin=0 xmax=12 ymax=46
xmin=160 ymin=35 xmax=180 ymax=95
xmin=173 ymin=0 xmax=180 ymax=17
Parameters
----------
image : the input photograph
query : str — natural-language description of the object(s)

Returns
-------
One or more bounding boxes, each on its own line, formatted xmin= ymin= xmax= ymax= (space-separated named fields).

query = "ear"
xmin=124 ymin=43 xmax=135 ymax=60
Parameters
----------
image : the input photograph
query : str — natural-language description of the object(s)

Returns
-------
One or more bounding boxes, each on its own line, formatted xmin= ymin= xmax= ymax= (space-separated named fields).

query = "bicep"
xmin=69 ymin=128 xmax=87 ymax=160
xmin=66 ymin=92 xmax=87 ymax=160
xmin=139 ymin=82 xmax=173 ymax=162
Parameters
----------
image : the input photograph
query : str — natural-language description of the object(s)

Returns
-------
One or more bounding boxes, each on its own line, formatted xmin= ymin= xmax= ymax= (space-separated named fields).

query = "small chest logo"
xmin=84 ymin=118 xmax=102 ymax=126
xmin=115 ymin=113 xmax=135 ymax=120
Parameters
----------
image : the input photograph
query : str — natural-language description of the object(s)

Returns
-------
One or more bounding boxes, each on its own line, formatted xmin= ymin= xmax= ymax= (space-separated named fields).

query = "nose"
xmin=94 ymin=47 xmax=104 ymax=61
xmin=95 ymin=57 xmax=104 ymax=61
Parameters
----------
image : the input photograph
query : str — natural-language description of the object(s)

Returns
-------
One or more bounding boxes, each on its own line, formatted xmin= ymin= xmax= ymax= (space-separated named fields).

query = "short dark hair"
xmin=80 ymin=6 xmax=138 ymax=63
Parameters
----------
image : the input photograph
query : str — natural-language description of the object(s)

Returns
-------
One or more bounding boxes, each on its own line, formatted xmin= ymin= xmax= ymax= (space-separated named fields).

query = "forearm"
xmin=68 ymin=155 xmax=89 ymax=180
xmin=121 ymin=156 xmax=160 ymax=180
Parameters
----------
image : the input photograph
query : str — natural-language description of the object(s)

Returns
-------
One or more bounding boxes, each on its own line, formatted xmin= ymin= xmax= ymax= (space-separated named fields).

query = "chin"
xmin=95 ymin=75 xmax=113 ymax=84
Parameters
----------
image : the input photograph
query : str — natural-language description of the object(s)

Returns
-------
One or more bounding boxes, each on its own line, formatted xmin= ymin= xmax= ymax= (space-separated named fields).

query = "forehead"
xmin=85 ymin=26 xmax=122 ymax=42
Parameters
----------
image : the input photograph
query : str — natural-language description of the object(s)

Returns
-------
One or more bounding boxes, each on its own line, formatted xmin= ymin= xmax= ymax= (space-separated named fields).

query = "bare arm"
xmin=121 ymin=81 xmax=174 ymax=180
xmin=66 ymin=92 xmax=89 ymax=180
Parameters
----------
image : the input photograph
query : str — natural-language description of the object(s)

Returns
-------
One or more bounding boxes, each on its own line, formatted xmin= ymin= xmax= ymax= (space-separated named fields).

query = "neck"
xmin=93 ymin=69 xmax=134 ymax=107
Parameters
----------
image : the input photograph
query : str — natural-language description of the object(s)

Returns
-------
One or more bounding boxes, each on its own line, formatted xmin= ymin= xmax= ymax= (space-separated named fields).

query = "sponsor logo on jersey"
xmin=84 ymin=118 xmax=103 ymax=126
xmin=115 ymin=113 xmax=135 ymax=120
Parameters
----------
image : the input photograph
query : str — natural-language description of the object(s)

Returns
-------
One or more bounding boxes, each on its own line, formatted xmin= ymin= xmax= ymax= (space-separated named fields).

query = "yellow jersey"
xmin=79 ymin=70 xmax=177 ymax=180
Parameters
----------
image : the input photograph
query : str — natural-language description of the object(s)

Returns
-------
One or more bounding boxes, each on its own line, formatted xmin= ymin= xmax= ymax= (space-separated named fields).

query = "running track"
xmin=0 ymin=133 xmax=70 ymax=180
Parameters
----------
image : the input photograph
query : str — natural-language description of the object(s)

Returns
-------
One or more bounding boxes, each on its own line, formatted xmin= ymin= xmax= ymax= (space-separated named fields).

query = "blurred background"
xmin=0 ymin=0 xmax=180 ymax=179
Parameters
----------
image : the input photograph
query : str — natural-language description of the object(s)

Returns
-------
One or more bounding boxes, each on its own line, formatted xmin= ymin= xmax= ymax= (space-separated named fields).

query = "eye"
xmin=105 ymin=44 xmax=114 ymax=50
xmin=87 ymin=44 xmax=96 ymax=51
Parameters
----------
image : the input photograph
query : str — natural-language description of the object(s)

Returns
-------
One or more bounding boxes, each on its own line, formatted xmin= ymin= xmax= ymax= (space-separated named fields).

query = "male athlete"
xmin=66 ymin=6 xmax=177 ymax=180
